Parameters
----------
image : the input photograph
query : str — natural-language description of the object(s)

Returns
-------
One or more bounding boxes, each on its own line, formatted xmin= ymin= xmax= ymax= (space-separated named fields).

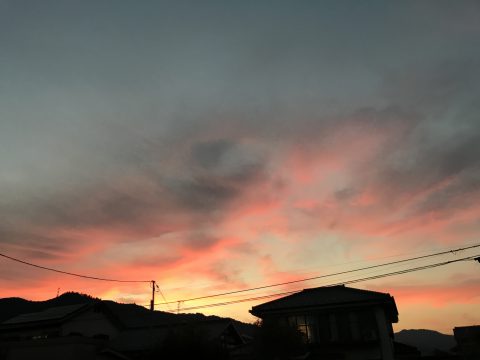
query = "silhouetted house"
xmin=393 ymin=341 xmax=421 ymax=359
xmin=0 ymin=303 xmax=126 ymax=360
xmin=0 ymin=303 xmax=120 ymax=341
xmin=250 ymin=285 xmax=398 ymax=360
xmin=0 ymin=301 xmax=245 ymax=360
xmin=110 ymin=319 xmax=245 ymax=359
xmin=453 ymin=325 xmax=480 ymax=360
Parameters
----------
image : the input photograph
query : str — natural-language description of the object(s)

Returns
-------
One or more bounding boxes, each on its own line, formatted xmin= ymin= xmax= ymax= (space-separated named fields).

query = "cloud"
xmin=167 ymin=140 xmax=267 ymax=212
xmin=371 ymin=279 xmax=480 ymax=307
xmin=282 ymin=60 xmax=480 ymax=243
xmin=0 ymin=136 xmax=272 ymax=271
xmin=0 ymin=1 xmax=479 ymax=333
xmin=190 ymin=140 xmax=235 ymax=170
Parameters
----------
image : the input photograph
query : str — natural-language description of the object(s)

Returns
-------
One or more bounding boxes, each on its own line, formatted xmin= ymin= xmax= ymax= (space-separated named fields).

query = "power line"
xmin=157 ymin=243 xmax=480 ymax=305
xmin=155 ymin=284 xmax=172 ymax=312
xmin=162 ymin=243 xmax=477 ymax=294
xmin=175 ymin=254 xmax=479 ymax=312
xmin=0 ymin=251 xmax=150 ymax=283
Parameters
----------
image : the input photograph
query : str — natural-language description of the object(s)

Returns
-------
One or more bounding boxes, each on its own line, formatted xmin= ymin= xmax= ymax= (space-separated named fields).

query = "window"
xmin=336 ymin=312 xmax=352 ymax=342
xmin=282 ymin=309 xmax=379 ymax=345
xmin=357 ymin=310 xmax=378 ymax=341
xmin=317 ymin=310 xmax=378 ymax=344
xmin=349 ymin=312 xmax=361 ymax=341
xmin=317 ymin=313 xmax=332 ymax=342
xmin=287 ymin=315 xmax=317 ymax=343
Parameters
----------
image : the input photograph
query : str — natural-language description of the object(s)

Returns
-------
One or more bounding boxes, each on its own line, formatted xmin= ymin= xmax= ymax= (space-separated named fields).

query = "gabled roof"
xmin=250 ymin=285 xmax=398 ymax=322
xmin=1 ymin=303 xmax=90 ymax=326
xmin=0 ymin=302 xmax=122 ymax=331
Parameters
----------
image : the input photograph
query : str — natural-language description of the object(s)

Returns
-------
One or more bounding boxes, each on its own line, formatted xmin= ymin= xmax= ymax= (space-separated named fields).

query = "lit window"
xmin=287 ymin=315 xmax=317 ymax=343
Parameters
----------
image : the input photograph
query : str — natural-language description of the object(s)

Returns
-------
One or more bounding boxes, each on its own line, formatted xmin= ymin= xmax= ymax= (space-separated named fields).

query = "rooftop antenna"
xmin=57 ymin=288 xmax=60 ymax=297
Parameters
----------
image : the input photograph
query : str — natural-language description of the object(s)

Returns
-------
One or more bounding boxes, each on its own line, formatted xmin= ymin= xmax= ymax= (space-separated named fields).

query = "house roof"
xmin=1 ymin=303 xmax=89 ymax=326
xmin=453 ymin=325 xmax=480 ymax=341
xmin=0 ymin=302 xmax=123 ymax=331
xmin=250 ymin=285 xmax=398 ymax=322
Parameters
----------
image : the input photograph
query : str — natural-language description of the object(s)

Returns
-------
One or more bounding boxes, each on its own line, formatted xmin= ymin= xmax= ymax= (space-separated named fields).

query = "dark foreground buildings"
xmin=0 ymin=301 xmax=245 ymax=360
xmin=0 ymin=286 xmax=476 ymax=359
xmin=250 ymin=285 xmax=398 ymax=360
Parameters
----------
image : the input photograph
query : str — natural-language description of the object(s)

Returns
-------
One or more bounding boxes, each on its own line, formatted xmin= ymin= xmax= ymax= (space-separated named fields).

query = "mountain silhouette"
xmin=1 ymin=294 xmax=458 ymax=356
xmin=0 ymin=292 xmax=255 ymax=337
xmin=395 ymin=329 xmax=456 ymax=355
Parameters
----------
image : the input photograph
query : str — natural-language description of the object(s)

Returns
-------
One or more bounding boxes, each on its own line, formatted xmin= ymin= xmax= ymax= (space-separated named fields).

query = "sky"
xmin=0 ymin=0 xmax=479 ymax=334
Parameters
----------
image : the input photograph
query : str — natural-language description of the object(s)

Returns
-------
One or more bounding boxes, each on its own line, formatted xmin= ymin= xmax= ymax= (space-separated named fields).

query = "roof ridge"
xmin=250 ymin=285 xmax=396 ymax=317
xmin=302 ymin=285 xmax=391 ymax=296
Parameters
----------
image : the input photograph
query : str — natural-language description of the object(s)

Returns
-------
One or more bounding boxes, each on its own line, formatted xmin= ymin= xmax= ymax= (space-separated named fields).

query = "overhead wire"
xmin=0 ymin=251 xmax=151 ymax=283
xmin=159 ymin=243 xmax=472 ymax=301
xmin=156 ymin=243 xmax=480 ymax=305
xmin=161 ymin=243 xmax=465 ymax=294
xmin=3 ymin=244 xmax=478 ymax=313
xmin=165 ymin=257 xmax=421 ymax=305
xmin=0 ymin=249 xmax=172 ymax=311
xmin=175 ymin=254 xmax=479 ymax=312
xmin=156 ymin=284 xmax=173 ymax=312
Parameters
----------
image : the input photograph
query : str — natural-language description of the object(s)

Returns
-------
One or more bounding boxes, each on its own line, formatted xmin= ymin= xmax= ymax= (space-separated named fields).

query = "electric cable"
xmin=0 ymin=251 xmax=151 ymax=283
xmin=175 ymin=254 xmax=479 ymax=312
xmin=157 ymin=243 xmax=480 ymax=305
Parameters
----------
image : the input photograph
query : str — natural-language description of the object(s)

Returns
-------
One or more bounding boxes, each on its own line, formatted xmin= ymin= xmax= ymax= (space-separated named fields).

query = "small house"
xmin=250 ymin=285 xmax=398 ymax=360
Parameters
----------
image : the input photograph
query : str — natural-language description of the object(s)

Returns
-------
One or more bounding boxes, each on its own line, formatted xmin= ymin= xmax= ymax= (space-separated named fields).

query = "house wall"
xmin=60 ymin=308 xmax=119 ymax=339
xmin=374 ymin=306 xmax=394 ymax=360
xmin=269 ymin=305 xmax=395 ymax=360
xmin=339 ymin=347 xmax=381 ymax=360
xmin=3 ymin=337 xmax=104 ymax=360
xmin=0 ymin=324 xmax=60 ymax=342
xmin=454 ymin=326 xmax=480 ymax=360
xmin=277 ymin=307 xmax=379 ymax=343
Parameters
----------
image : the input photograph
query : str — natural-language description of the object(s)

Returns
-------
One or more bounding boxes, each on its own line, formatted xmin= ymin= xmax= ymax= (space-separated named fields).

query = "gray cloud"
xmin=0 ymin=221 xmax=78 ymax=258
xmin=191 ymin=140 xmax=234 ymax=170
xmin=167 ymin=139 xmax=267 ymax=211
xmin=0 ymin=136 xmax=271 ymax=259
xmin=332 ymin=60 xmax=480 ymax=226
xmin=0 ymin=1 xmax=479 ymax=262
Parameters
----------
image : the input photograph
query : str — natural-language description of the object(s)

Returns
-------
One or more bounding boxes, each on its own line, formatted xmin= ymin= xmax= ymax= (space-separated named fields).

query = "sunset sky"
xmin=1 ymin=1 xmax=479 ymax=334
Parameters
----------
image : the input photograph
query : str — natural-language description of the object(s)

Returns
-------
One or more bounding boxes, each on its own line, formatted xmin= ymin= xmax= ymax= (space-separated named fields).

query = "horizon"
xmin=1 ymin=0 xmax=479 ymax=335
xmin=0 ymin=290 xmax=462 ymax=336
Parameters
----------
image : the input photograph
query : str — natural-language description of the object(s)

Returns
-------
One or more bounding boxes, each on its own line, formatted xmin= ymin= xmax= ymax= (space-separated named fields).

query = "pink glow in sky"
xmin=1 ymin=1 xmax=480 ymax=335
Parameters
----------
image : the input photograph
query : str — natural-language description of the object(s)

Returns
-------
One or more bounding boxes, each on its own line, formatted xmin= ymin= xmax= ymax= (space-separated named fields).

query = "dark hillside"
xmin=0 ymin=292 xmax=256 ymax=336
xmin=395 ymin=329 xmax=456 ymax=355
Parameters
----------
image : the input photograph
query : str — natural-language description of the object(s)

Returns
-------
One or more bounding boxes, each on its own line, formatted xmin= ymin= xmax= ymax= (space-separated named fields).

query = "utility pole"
xmin=150 ymin=280 xmax=156 ymax=311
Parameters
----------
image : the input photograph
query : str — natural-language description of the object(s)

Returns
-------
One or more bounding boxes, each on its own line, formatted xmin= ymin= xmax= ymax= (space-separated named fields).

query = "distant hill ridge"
xmin=0 ymin=292 xmax=256 ymax=337
xmin=395 ymin=329 xmax=456 ymax=355
xmin=0 ymin=293 xmax=458 ymax=354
